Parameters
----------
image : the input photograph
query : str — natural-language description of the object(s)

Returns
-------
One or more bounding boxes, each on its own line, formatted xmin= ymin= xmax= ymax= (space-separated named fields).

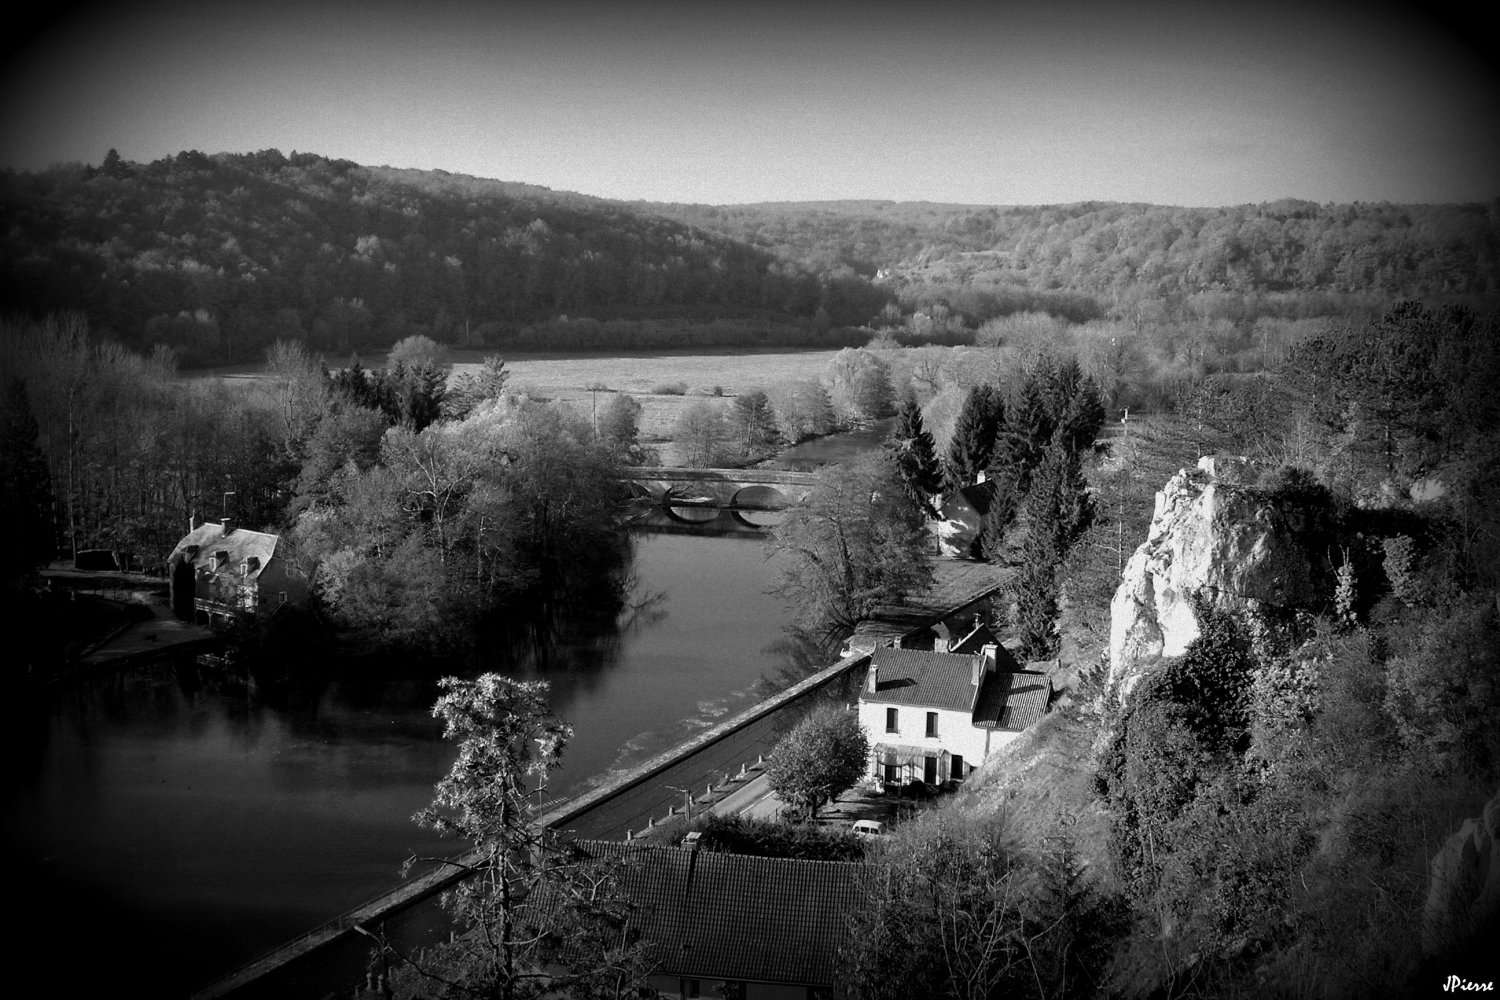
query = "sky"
xmin=1 ymin=0 xmax=1496 ymax=207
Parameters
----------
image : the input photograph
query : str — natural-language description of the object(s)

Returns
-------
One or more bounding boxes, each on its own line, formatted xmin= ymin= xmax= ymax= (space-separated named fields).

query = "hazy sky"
xmin=2 ymin=0 xmax=1496 ymax=206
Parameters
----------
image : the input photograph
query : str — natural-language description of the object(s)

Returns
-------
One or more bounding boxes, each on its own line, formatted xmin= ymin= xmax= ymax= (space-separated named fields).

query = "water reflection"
xmin=763 ymin=416 xmax=897 ymax=471
xmin=630 ymin=505 xmax=785 ymax=535
xmin=14 ymin=524 xmax=827 ymax=996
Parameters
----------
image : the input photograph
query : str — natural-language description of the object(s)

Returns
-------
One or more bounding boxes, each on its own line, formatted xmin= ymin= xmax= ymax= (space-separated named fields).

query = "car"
xmin=851 ymin=819 xmax=885 ymax=838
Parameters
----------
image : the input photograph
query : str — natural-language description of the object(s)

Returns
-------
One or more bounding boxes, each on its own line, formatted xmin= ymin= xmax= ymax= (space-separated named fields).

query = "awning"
xmin=874 ymin=743 xmax=944 ymax=763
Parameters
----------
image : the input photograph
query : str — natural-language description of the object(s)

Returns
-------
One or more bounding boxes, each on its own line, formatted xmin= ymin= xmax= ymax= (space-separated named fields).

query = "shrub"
xmin=651 ymin=381 xmax=688 ymax=395
xmin=699 ymin=814 xmax=866 ymax=861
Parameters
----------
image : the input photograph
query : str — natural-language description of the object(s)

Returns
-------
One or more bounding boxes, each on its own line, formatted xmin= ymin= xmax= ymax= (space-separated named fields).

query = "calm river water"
xmin=8 ymin=517 xmax=821 ymax=997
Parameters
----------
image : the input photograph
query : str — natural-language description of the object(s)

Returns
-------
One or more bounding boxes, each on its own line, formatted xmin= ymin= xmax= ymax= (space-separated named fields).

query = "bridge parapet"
xmin=625 ymin=467 xmax=818 ymax=508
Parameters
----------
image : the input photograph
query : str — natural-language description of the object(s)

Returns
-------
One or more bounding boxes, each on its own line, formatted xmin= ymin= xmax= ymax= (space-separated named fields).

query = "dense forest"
xmin=2 ymin=150 xmax=1498 ymax=368
xmin=0 ymin=150 xmax=889 ymax=365
xmin=654 ymin=194 xmax=1500 ymax=301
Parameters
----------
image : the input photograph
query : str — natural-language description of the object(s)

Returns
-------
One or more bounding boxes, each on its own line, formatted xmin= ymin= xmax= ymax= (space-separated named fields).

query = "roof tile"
xmin=973 ymin=670 xmax=1050 ymax=730
xmin=864 ymin=647 xmax=981 ymax=712
xmin=574 ymin=841 xmax=873 ymax=987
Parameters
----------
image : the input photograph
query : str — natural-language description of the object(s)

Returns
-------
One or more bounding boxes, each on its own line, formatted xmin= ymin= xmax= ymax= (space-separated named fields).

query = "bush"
xmin=651 ymin=381 xmax=688 ymax=395
xmin=699 ymin=814 xmax=866 ymax=861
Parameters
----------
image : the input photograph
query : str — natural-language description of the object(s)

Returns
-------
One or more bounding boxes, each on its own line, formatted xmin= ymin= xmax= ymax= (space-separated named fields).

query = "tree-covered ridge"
xmin=0 ymin=150 xmax=889 ymax=365
xmin=651 ymin=197 xmax=1500 ymax=313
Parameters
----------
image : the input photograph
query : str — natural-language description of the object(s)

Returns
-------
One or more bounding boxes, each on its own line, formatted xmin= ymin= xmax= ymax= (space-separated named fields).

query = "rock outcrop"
xmin=1107 ymin=456 xmax=1333 ymax=702
xmin=1424 ymin=790 xmax=1500 ymax=958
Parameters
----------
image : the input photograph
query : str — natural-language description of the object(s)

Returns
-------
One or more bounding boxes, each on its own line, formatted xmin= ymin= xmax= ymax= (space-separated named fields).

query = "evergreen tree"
xmin=887 ymin=393 xmax=942 ymax=515
xmin=330 ymin=356 xmax=382 ymax=410
xmin=1058 ymin=373 xmax=1108 ymax=453
xmin=444 ymin=355 xmax=510 ymax=420
xmin=1010 ymin=360 xmax=1057 ymax=458
xmin=1013 ymin=444 xmax=1092 ymax=659
xmin=100 ymin=148 xmax=132 ymax=179
xmin=945 ymin=384 xmax=1003 ymax=491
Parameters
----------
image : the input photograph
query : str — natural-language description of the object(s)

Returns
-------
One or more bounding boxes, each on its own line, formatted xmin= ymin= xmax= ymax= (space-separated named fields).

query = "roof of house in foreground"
xmin=864 ymin=647 xmax=982 ymax=712
xmin=572 ymin=840 xmax=873 ymax=987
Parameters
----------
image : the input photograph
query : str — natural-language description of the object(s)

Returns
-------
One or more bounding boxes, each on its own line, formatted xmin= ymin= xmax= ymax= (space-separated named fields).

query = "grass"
xmin=448 ymin=347 xmax=847 ymax=465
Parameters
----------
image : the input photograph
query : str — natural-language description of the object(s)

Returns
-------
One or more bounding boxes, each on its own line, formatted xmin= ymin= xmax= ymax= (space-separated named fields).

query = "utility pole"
xmin=666 ymin=785 xmax=694 ymax=823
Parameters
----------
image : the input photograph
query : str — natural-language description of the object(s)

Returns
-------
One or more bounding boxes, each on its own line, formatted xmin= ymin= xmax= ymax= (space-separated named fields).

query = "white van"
xmin=851 ymin=819 xmax=885 ymax=838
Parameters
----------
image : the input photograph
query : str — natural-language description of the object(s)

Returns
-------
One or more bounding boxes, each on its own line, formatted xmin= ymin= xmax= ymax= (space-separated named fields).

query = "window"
xmin=885 ymin=707 xmax=898 ymax=733
xmin=926 ymin=711 xmax=938 ymax=737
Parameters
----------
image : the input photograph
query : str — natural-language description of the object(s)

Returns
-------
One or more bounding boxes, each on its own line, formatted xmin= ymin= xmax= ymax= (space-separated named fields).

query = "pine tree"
xmin=887 ymin=393 xmax=942 ymax=515
xmin=944 ymin=384 xmax=1002 ymax=491
xmin=1058 ymin=374 xmax=1108 ymax=453
xmin=1013 ymin=444 xmax=1092 ymax=658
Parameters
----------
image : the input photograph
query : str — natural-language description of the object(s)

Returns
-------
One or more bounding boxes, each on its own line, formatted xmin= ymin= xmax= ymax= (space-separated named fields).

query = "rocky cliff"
xmin=1424 ymin=789 xmax=1500 ymax=959
xmin=1107 ymin=456 xmax=1334 ymax=701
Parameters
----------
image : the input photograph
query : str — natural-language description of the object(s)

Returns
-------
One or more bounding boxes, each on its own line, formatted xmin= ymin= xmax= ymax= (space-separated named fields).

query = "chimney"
xmin=188 ymin=512 xmax=197 ymax=533
xmin=981 ymin=643 xmax=998 ymax=677
xmin=221 ymin=517 xmax=235 ymax=536
xmin=867 ymin=660 xmax=878 ymax=694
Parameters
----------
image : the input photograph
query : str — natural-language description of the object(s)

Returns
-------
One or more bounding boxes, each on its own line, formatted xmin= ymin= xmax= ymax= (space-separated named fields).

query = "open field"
xmin=190 ymin=347 xmax=863 ymax=466
xmin=449 ymin=348 xmax=847 ymax=464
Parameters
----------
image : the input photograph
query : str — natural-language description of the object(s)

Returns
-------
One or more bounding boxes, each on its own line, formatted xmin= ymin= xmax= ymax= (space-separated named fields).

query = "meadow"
xmin=447 ymin=347 xmax=847 ymax=464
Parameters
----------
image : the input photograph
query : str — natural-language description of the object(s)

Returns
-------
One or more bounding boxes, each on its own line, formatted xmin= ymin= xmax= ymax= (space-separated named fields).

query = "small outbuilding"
xmin=166 ymin=518 xmax=308 ymax=623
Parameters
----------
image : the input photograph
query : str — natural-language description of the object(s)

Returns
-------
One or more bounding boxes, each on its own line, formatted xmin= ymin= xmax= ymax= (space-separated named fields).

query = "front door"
xmin=923 ymin=755 xmax=937 ymax=785
xmin=951 ymin=754 xmax=965 ymax=780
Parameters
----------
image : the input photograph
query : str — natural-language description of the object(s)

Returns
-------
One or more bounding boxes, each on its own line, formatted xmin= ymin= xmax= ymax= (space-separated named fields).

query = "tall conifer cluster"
xmin=887 ymin=393 xmax=943 ymax=515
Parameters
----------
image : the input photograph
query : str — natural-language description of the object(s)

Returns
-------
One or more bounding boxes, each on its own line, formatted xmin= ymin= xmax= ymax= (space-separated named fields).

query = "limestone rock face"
xmin=1107 ymin=457 xmax=1332 ymax=702
xmin=1424 ymin=790 xmax=1500 ymax=957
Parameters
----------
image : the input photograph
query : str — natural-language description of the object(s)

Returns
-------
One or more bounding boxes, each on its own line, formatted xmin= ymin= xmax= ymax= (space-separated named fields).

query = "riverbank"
xmin=189 ymin=553 xmax=1004 ymax=999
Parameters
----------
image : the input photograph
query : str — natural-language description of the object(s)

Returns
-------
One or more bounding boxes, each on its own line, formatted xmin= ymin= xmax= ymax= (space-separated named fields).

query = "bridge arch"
xmin=664 ymin=483 xmax=723 ymax=506
xmin=626 ymin=481 xmax=659 ymax=503
xmin=662 ymin=504 xmax=720 ymax=524
xmin=730 ymin=485 xmax=789 ymax=510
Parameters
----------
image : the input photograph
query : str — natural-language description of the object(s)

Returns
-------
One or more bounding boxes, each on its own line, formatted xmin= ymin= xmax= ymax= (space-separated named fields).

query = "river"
xmin=8 ymin=517 xmax=825 ymax=998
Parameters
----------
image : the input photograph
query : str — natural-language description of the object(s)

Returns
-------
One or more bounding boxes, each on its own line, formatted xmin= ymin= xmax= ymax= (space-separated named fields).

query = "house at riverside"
xmin=166 ymin=518 xmax=308 ymax=623
xmin=857 ymin=643 xmax=1051 ymax=786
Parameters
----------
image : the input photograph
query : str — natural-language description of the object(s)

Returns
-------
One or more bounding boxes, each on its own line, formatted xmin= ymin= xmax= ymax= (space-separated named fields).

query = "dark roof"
xmin=864 ymin=647 xmax=982 ymax=712
xmin=958 ymin=479 xmax=999 ymax=515
xmin=973 ymin=670 xmax=1051 ymax=730
xmin=574 ymin=841 xmax=872 ymax=987
xmin=167 ymin=521 xmax=281 ymax=579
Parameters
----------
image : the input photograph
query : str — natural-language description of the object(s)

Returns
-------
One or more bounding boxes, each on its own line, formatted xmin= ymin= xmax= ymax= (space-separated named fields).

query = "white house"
xmin=856 ymin=644 xmax=1050 ymax=786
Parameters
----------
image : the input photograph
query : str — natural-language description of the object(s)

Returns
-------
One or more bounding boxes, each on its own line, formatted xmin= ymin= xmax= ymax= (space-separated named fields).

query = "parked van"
xmin=851 ymin=819 xmax=885 ymax=838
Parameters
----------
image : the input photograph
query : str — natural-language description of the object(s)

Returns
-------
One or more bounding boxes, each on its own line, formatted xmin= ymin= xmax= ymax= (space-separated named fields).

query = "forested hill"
xmin=0 ymin=150 xmax=889 ymax=366
xmin=646 ymin=197 xmax=1500 ymax=314
xmin=4 ymin=149 xmax=1497 ymax=367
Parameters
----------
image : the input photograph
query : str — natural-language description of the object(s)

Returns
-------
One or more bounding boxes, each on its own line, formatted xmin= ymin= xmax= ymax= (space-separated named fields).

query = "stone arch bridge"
xmin=625 ymin=467 xmax=819 ymax=510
